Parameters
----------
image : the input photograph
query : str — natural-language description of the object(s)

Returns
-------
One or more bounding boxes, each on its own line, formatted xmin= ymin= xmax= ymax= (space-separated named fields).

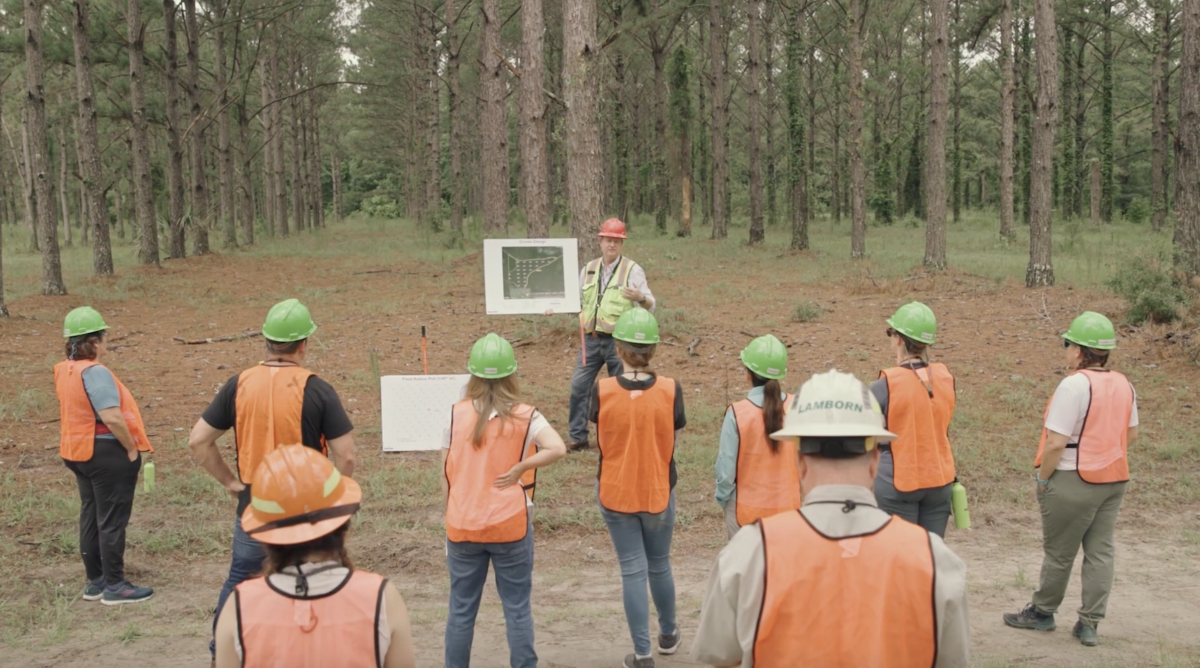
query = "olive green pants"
xmin=1032 ymin=470 xmax=1127 ymax=625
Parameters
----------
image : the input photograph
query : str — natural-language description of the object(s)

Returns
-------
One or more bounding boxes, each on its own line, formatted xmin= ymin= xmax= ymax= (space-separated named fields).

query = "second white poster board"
xmin=380 ymin=374 xmax=470 ymax=452
xmin=483 ymin=238 xmax=581 ymax=315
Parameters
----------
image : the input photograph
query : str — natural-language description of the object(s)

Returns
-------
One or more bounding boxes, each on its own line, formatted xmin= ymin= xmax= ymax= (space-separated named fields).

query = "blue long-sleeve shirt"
xmin=715 ymin=386 xmax=787 ymax=508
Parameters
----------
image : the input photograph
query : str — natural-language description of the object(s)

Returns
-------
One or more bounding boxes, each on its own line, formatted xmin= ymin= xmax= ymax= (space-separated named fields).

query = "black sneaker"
xmin=622 ymin=655 xmax=653 ymax=668
xmin=101 ymin=582 xmax=154 ymax=606
xmin=657 ymin=630 xmax=681 ymax=655
xmin=1003 ymin=603 xmax=1056 ymax=631
xmin=82 ymin=581 xmax=104 ymax=602
xmin=568 ymin=440 xmax=591 ymax=453
xmin=1073 ymin=620 xmax=1099 ymax=646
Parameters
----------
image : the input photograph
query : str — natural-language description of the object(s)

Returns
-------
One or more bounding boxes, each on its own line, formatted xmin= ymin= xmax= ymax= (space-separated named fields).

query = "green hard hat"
xmin=741 ymin=334 xmax=788 ymax=380
xmin=1063 ymin=311 xmax=1117 ymax=350
xmin=887 ymin=301 xmax=937 ymax=344
xmin=63 ymin=306 xmax=110 ymax=338
xmin=467 ymin=333 xmax=517 ymax=379
xmin=262 ymin=299 xmax=318 ymax=342
xmin=613 ymin=309 xmax=660 ymax=344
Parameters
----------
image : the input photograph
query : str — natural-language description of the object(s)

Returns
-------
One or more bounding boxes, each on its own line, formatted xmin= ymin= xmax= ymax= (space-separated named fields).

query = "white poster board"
xmin=380 ymin=374 xmax=470 ymax=452
xmin=484 ymin=238 xmax=581 ymax=315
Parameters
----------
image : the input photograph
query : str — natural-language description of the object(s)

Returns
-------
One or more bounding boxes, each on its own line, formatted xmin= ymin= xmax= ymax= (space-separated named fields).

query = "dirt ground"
xmin=2 ymin=234 xmax=1199 ymax=667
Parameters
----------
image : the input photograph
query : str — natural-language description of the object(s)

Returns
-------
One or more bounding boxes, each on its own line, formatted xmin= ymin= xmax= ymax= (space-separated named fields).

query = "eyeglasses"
xmin=885 ymin=328 xmax=897 ymax=338
xmin=1062 ymin=339 xmax=1072 ymax=349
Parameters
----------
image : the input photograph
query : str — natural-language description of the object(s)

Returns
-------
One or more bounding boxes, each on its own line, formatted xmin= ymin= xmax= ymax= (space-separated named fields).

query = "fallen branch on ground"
xmin=173 ymin=331 xmax=261 ymax=345
xmin=687 ymin=337 xmax=701 ymax=356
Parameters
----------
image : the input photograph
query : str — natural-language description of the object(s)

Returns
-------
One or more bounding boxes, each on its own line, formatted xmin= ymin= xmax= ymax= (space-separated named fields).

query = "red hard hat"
xmin=598 ymin=218 xmax=628 ymax=239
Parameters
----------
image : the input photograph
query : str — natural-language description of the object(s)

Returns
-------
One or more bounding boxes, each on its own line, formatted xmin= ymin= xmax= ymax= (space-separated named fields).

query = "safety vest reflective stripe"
xmin=732 ymin=395 xmax=800 ymax=527
xmin=234 ymin=365 xmax=317 ymax=482
xmin=1035 ymin=369 xmax=1133 ymax=484
xmin=754 ymin=511 xmax=937 ymax=668
xmin=445 ymin=401 xmax=535 ymax=543
xmin=236 ymin=570 xmax=385 ymax=668
xmin=580 ymin=257 xmax=635 ymax=334
xmin=881 ymin=364 xmax=956 ymax=492
xmin=596 ymin=376 xmax=676 ymax=514
xmin=54 ymin=360 xmax=154 ymax=462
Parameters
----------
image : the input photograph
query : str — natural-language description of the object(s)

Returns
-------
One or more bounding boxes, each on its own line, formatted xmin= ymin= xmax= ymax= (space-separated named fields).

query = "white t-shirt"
xmin=441 ymin=406 xmax=551 ymax=506
xmin=1044 ymin=373 xmax=1138 ymax=471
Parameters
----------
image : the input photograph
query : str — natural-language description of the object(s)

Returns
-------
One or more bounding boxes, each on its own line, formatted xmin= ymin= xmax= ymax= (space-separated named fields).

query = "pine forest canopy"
xmin=0 ymin=0 xmax=1199 ymax=305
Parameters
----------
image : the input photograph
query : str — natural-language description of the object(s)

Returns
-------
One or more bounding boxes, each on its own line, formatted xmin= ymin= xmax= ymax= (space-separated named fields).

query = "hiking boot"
xmin=1073 ymin=620 xmax=1099 ymax=646
xmin=622 ymin=654 xmax=654 ymax=668
xmin=1003 ymin=604 xmax=1056 ymax=631
xmin=568 ymin=440 xmax=591 ymax=453
xmin=82 ymin=581 xmax=104 ymax=602
xmin=657 ymin=630 xmax=682 ymax=655
xmin=101 ymin=582 xmax=154 ymax=606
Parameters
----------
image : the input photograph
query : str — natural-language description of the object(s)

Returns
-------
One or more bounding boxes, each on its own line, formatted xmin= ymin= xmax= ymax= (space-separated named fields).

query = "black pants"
xmin=63 ymin=440 xmax=141 ymax=587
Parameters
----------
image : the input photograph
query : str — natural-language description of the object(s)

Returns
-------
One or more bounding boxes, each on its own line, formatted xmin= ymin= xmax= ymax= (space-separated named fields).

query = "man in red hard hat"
xmin=567 ymin=218 xmax=656 ymax=451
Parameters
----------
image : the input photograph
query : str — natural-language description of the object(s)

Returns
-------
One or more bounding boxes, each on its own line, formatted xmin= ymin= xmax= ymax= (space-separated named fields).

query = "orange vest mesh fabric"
xmin=1035 ymin=369 xmax=1133 ymax=484
xmin=234 ymin=365 xmax=317 ymax=482
xmin=754 ymin=511 xmax=938 ymax=668
xmin=445 ymin=401 xmax=535 ymax=543
xmin=881 ymin=364 xmax=956 ymax=492
xmin=732 ymin=395 xmax=800 ymax=527
xmin=236 ymin=570 xmax=385 ymax=668
xmin=596 ymin=376 xmax=676 ymax=514
xmin=54 ymin=359 xmax=154 ymax=462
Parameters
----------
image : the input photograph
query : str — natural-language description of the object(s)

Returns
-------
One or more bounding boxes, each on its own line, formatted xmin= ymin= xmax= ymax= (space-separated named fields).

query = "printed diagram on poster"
xmin=483 ymin=238 xmax=581 ymax=315
xmin=380 ymin=374 xmax=470 ymax=452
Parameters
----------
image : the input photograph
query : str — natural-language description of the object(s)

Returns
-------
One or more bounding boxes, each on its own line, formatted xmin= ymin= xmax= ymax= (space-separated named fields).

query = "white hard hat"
xmin=771 ymin=370 xmax=898 ymax=440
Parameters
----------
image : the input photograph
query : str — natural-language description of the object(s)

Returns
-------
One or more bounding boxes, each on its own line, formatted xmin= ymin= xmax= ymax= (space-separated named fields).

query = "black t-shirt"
xmin=589 ymin=374 xmax=687 ymax=492
xmin=202 ymin=370 xmax=354 ymax=513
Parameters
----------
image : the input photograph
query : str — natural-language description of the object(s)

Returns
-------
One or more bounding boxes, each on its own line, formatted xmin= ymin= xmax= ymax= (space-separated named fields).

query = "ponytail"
xmin=750 ymin=371 xmax=786 ymax=454
xmin=465 ymin=375 xmax=521 ymax=449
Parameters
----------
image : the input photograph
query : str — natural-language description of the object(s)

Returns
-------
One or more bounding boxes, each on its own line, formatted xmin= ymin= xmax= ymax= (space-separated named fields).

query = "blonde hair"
xmin=465 ymin=374 xmax=522 ymax=448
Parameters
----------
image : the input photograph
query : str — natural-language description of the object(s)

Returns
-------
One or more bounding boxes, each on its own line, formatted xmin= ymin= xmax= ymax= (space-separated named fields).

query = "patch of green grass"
xmin=791 ymin=301 xmax=824 ymax=323
xmin=117 ymin=623 xmax=143 ymax=645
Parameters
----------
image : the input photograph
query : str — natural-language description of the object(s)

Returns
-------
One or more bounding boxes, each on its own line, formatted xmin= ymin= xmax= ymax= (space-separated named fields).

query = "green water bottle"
xmin=143 ymin=461 xmax=156 ymax=493
xmin=951 ymin=481 xmax=970 ymax=529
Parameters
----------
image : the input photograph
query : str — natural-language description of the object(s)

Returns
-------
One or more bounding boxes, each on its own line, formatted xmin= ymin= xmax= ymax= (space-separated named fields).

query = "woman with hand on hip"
xmin=1004 ymin=312 xmax=1137 ymax=648
xmin=714 ymin=335 xmax=799 ymax=539
xmin=871 ymin=301 xmax=958 ymax=537
xmin=53 ymin=307 xmax=154 ymax=605
xmin=442 ymin=333 xmax=567 ymax=668
xmin=589 ymin=309 xmax=686 ymax=668
xmin=214 ymin=444 xmax=416 ymax=668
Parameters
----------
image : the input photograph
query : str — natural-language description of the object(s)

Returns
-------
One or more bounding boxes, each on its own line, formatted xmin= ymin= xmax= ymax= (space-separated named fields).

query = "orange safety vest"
xmin=445 ymin=401 xmax=537 ymax=543
xmin=754 ymin=510 xmax=938 ymax=668
xmin=731 ymin=395 xmax=800 ymax=527
xmin=54 ymin=360 xmax=154 ymax=462
xmin=1035 ymin=369 xmax=1133 ymax=484
xmin=234 ymin=364 xmax=323 ymax=483
xmin=596 ymin=376 xmax=676 ymax=514
xmin=880 ymin=364 xmax=956 ymax=492
xmin=236 ymin=570 xmax=386 ymax=668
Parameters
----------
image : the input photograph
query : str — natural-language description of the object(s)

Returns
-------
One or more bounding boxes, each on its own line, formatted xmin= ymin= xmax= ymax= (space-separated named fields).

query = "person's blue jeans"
xmin=599 ymin=493 xmax=678 ymax=656
xmin=209 ymin=514 xmax=266 ymax=655
xmin=445 ymin=525 xmax=537 ymax=668
xmin=567 ymin=333 xmax=622 ymax=442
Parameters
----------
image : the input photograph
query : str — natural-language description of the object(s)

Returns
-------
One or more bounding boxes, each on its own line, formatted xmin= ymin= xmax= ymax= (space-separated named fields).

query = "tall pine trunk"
xmin=1151 ymin=0 xmax=1172 ymax=232
xmin=653 ymin=45 xmax=670 ymax=233
xmin=445 ymin=0 xmax=463 ymax=233
xmin=72 ymin=0 xmax=112 ymax=273
xmin=951 ymin=0 xmax=962 ymax=223
xmin=785 ymin=4 xmax=808 ymax=249
xmin=237 ymin=100 xmax=255 ymax=243
xmin=185 ymin=0 xmax=210 ymax=253
xmin=848 ymin=0 xmax=867 ymax=259
xmin=288 ymin=51 xmax=305 ymax=231
xmin=480 ymin=0 xmax=509 ymax=234
xmin=1026 ymin=0 xmax=1058 ymax=287
xmin=1176 ymin=0 xmax=1200 ymax=276
xmin=564 ymin=0 xmax=602 ymax=259
xmin=25 ymin=0 xmax=66 ymax=292
xmin=269 ymin=42 xmax=288 ymax=236
xmin=309 ymin=90 xmax=324 ymax=228
xmin=747 ymin=0 xmax=764 ymax=244
xmin=709 ymin=0 xmax=730 ymax=239
xmin=1100 ymin=0 xmax=1114 ymax=222
xmin=520 ymin=0 xmax=550 ymax=237
xmin=58 ymin=113 xmax=72 ymax=248
xmin=924 ymin=0 xmax=949 ymax=269
xmin=215 ymin=0 xmax=236 ymax=247
xmin=164 ymin=0 xmax=187 ymax=257
xmin=999 ymin=0 xmax=1015 ymax=240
